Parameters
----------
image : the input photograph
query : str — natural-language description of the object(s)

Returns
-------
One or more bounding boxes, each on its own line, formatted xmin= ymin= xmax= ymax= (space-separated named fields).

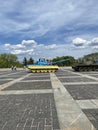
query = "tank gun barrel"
xmin=52 ymin=59 xmax=70 ymax=65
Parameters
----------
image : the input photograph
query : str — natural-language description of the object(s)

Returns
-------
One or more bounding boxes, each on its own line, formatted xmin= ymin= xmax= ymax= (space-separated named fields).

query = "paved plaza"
xmin=0 ymin=68 xmax=98 ymax=130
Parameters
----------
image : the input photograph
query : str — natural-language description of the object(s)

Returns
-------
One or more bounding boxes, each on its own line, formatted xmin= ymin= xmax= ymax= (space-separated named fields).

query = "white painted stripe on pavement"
xmin=18 ymin=79 xmax=50 ymax=82
xmin=76 ymin=100 xmax=98 ymax=109
xmin=63 ymin=82 xmax=98 ymax=85
xmin=0 ymin=73 xmax=32 ymax=90
xmin=50 ymin=73 xmax=95 ymax=130
xmin=62 ymin=69 xmax=98 ymax=81
xmin=0 ymin=89 xmax=53 ymax=95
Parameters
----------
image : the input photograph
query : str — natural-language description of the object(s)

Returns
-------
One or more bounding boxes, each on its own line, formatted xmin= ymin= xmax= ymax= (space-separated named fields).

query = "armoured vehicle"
xmin=27 ymin=58 xmax=69 ymax=73
xmin=72 ymin=58 xmax=98 ymax=71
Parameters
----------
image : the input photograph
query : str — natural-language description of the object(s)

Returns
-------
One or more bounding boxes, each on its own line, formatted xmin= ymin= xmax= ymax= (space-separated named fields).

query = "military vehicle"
xmin=27 ymin=58 xmax=69 ymax=73
xmin=72 ymin=58 xmax=98 ymax=71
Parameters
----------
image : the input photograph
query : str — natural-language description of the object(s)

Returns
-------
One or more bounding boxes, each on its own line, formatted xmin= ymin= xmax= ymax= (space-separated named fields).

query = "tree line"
xmin=52 ymin=56 xmax=76 ymax=66
xmin=0 ymin=52 xmax=98 ymax=68
xmin=23 ymin=57 xmax=34 ymax=66
xmin=0 ymin=54 xmax=34 ymax=68
xmin=0 ymin=54 xmax=21 ymax=68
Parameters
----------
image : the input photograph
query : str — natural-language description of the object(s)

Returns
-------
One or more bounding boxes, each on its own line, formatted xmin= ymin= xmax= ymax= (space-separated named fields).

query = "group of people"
xmin=11 ymin=66 xmax=17 ymax=71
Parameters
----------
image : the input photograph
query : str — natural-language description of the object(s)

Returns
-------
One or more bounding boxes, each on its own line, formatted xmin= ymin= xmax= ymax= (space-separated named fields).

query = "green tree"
xmin=77 ymin=52 xmax=98 ymax=64
xmin=83 ymin=52 xmax=98 ymax=62
xmin=27 ymin=57 xmax=34 ymax=64
xmin=0 ymin=53 xmax=22 ymax=68
xmin=23 ymin=57 xmax=28 ymax=66
xmin=52 ymin=56 xmax=76 ymax=66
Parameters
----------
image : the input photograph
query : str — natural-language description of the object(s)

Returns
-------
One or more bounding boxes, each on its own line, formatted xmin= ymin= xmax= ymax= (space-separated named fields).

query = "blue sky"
xmin=0 ymin=0 xmax=98 ymax=61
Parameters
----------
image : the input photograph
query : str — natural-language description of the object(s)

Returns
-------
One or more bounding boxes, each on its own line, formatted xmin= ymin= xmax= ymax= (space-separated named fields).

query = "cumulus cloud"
xmin=5 ymin=43 xmax=25 ymax=49
xmin=11 ymin=50 xmax=25 ymax=55
xmin=72 ymin=37 xmax=87 ymax=48
xmin=4 ymin=36 xmax=98 ymax=61
xmin=90 ymin=37 xmax=98 ymax=46
xmin=3 ymin=35 xmax=98 ymax=62
xmin=11 ymin=49 xmax=34 ymax=55
xmin=22 ymin=40 xmax=37 ymax=46
xmin=72 ymin=37 xmax=98 ymax=50
xmin=4 ymin=40 xmax=59 ymax=58
xmin=4 ymin=40 xmax=37 ymax=55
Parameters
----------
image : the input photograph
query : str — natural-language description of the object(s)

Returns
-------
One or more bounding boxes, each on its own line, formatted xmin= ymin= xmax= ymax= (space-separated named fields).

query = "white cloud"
xmin=4 ymin=40 xmax=37 ymax=55
xmin=0 ymin=0 xmax=98 ymax=61
xmin=5 ymin=44 xmax=10 ymax=47
xmin=11 ymin=49 xmax=34 ymax=55
xmin=4 ymin=40 xmax=60 ymax=59
xmin=72 ymin=37 xmax=87 ymax=48
xmin=11 ymin=50 xmax=24 ymax=55
xmin=92 ymin=46 xmax=98 ymax=49
xmin=90 ymin=37 xmax=98 ymax=46
xmin=5 ymin=40 xmax=38 ymax=50
xmin=0 ymin=0 xmax=98 ymax=38
xmin=72 ymin=37 xmax=98 ymax=51
xmin=22 ymin=40 xmax=37 ymax=46
xmin=45 ymin=44 xmax=58 ymax=50
xmin=3 ymin=37 xmax=98 ymax=61
xmin=5 ymin=43 xmax=25 ymax=49
xmin=86 ymin=37 xmax=98 ymax=50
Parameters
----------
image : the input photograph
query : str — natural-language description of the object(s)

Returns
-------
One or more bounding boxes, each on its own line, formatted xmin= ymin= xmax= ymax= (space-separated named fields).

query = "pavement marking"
xmin=19 ymin=79 xmax=51 ymax=82
xmin=2 ymin=121 xmax=7 ymax=130
xmin=0 ymin=89 xmax=53 ymax=95
xmin=57 ymin=76 xmax=81 ymax=78
xmin=76 ymin=100 xmax=98 ymax=109
xmin=63 ymin=82 xmax=98 ymax=85
xmin=26 ymin=75 xmax=50 ymax=77
xmin=62 ymin=69 xmax=98 ymax=81
xmin=0 ymin=78 xmax=14 ymax=80
xmin=50 ymin=73 xmax=95 ymax=130
xmin=80 ymin=74 xmax=98 ymax=81
xmin=0 ymin=73 xmax=32 ymax=91
xmin=91 ymin=99 xmax=98 ymax=107
xmin=89 ymin=74 xmax=98 ymax=75
xmin=0 ymin=70 xmax=25 ymax=78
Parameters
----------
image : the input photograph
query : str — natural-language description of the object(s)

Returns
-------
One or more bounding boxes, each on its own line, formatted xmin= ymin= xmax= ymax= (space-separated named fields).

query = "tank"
xmin=27 ymin=58 xmax=59 ymax=73
xmin=27 ymin=58 xmax=70 ymax=73
xmin=72 ymin=58 xmax=98 ymax=71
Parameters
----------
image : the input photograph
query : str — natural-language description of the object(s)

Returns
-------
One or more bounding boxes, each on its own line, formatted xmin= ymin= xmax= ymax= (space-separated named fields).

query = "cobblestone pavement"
xmin=56 ymin=68 xmax=98 ymax=130
xmin=64 ymin=84 xmax=98 ymax=100
xmin=0 ymin=70 xmax=60 ymax=130
xmin=0 ymin=68 xmax=98 ymax=129
xmin=0 ymin=94 xmax=59 ymax=130
xmin=83 ymin=109 xmax=98 ymax=129
xmin=3 ymin=81 xmax=52 ymax=90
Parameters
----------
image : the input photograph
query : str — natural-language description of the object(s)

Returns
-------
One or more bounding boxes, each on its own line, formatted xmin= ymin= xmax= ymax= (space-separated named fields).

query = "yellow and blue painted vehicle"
xmin=27 ymin=58 xmax=59 ymax=73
